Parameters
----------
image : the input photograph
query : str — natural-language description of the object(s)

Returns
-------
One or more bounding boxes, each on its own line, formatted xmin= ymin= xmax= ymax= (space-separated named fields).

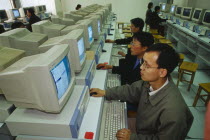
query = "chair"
xmin=178 ymin=53 xmax=185 ymax=67
xmin=153 ymin=35 xmax=165 ymax=43
xmin=149 ymin=29 xmax=158 ymax=35
xmin=117 ymin=22 xmax=125 ymax=29
xmin=193 ymin=83 xmax=210 ymax=107
xmin=159 ymin=39 xmax=172 ymax=46
xmin=177 ymin=61 xmax=198 ymax=91
xmin=125 ymin=33 xmax=132 ymax=38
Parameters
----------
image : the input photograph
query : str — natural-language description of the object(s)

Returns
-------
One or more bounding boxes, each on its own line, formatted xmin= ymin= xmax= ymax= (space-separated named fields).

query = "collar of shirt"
xmin=148 ymin=78 xmax=169 ymax=96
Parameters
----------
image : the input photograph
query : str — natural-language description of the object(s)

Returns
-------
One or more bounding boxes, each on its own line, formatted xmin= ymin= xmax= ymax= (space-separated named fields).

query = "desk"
xmin=166 ymin=20 xmax=210 ymax=69
xmin=78 ymin=21 xmax=116 ymax=140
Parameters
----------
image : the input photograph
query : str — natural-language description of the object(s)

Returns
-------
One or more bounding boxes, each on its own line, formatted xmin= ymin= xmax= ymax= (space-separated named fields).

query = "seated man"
xmin=90 ymin=43 xmax=194 ymax=140
xmin=26 ymin=8 xmax=41 ymax=32
xmin=150 ymin=6 xmax=167 ymax=36
xmin=106 ymin=18 xmax=144 ymax=57
xmin=97 ymin=32 xmax=154 ymax=85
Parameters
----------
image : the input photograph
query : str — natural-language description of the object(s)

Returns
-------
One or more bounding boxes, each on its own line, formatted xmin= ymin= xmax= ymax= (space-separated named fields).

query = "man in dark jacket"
xmin=150 ymin=6 xmax=167 ymax=36
xmin=90 ymin=44 xmax=194 ymax=140
xmin=26 ymin=8 xmax=41 ymax=32
xmin=97 ymin=32 xmax=154 ymax=85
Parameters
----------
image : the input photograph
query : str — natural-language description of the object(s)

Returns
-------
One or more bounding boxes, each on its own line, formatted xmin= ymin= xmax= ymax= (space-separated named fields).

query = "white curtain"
xmin=0 ymin=0 xmax=12 ymax=10
xmin=20 ymin=0 xmax=55 ymax=13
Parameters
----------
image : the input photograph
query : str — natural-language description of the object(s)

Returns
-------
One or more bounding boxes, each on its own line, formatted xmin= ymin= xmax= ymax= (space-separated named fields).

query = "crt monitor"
xmin=192 ymin=8 xmax=205 ymax=23
xmin=161 ymin=3 xmax=166 ymax=12
xmin=170 ymin=5 xmax=177 ymax=15
xmin=39 ymin=29 xmax=86 ymax=73
xmin=9 ymin=9 xmax=21 ymax=19
xmin=0 ymin=10 xmax=8 ymax=22
xmin=181 ymin=7 xmax=193 ymax=20
xmin=88 ymin=25 xmax=93 ymax=44
xmin=202 ymin=10 xmax=210 ymax=27
xmin=0 ymin=44 xmax=75 ymax=113
xmin=42 ymin=5 xmax=46 ymax=12
xmin=175 ymin=7 xmax=182 ymax=17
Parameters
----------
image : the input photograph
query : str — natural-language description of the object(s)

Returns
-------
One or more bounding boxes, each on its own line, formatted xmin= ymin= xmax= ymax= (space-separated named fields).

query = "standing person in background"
xmin=145 ymin=2 xmax=153 ymax=26
xmin=150 ymin=6 xmax=167 ymax=36
xmin=26 ymin=8 xmax=41 ymax=32
xmin=75 ymin=4 xmax=82 ymax=10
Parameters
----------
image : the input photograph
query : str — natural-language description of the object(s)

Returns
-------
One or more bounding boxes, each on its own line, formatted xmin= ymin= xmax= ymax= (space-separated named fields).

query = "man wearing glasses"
xmin=97 ymin=32 xmax=154 ymax=85
xmin=90 ymin=43 xmax=193 ymax=140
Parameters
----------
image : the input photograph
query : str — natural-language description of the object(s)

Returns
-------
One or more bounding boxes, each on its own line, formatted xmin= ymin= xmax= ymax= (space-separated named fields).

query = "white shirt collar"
xmin=149 ymin=78 xmax=169 ymax=96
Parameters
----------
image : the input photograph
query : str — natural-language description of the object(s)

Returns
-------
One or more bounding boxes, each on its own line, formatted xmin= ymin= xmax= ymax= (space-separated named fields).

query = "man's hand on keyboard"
xmin=97 ymin=63 xmax=113 ymax=70
xmin=105 ymin=39 xmax=115 ymax=43
xmin=118 ymin=51 xmax=126 ymax=57
xmin=116 ymin=128 xmax=131 ymax=140
xmin=89 ymin=88 xmax=105 ymax=97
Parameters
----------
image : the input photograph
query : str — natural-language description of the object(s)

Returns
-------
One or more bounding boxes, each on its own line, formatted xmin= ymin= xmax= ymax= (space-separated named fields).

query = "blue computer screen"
xmin=193 ymin=10 xmax=201 ymax=19
xmin=13 ymin=9 xmax=20 ymax=18
xmin=162 ymin=4 xmax=166 ymax=11
xmin=183 ymin=8 xmax=191 ymax=16
xmin=77 ymin=37 xmax=85 ymax=64
xmin=88 ymin=25 xmax=93 ymax=43
xmin=98 ymin=20 xmax=101 ymax=34
xmin=50 ymin=56 xmax=71 ymax=100
xmin=204 ymin=12 xmax=210 ymax=23
xmin=170 ymin=6 xmax=175 ymax=13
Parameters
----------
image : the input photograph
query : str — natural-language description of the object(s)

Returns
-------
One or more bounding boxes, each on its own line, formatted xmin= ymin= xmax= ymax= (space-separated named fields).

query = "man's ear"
xmin=159 ymin=68 xmax=167 ymax=78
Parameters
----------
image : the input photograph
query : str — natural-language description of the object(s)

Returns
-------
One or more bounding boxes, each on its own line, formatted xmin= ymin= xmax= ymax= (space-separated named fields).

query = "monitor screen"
xmin=43 ymin=5 xmax=46 ymax=11
xmin=77 ymin=37 xmax=85 ymax=64
xmin=177 ymin=7 xmax=182 ymax=14
xmin=50 ymin=56 xmax=71 ymax=100
xmin=12 ymin=9 xmax=20 ymax=18
xmin=193 ymin=10 xmax=201 ymax=19
xmin=183 ymin=8 xmax=191 ymax=16
xmin=0 ymin=10 xmax=7 ymax=20
xmin=39 ymin=6 xmax=42 ymax=11
xmin=170 ymin=6 xmax=175 ymax=13
xmin=162 ymin=4 xmax=166 ymax=11
xmin=98 ymin=20 xmax=100 ymax=33
xmin=88 ymin=25 xmax=93 ymax=43
xmin=204 ymin=12 xmax=210 ymax=23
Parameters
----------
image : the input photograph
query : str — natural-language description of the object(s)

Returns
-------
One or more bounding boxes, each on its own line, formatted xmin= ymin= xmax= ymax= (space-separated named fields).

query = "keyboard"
xmin=99 ymin=100 xmax=127 ymax=140
xmin=106 ymin=73 xmax=121 ymax=88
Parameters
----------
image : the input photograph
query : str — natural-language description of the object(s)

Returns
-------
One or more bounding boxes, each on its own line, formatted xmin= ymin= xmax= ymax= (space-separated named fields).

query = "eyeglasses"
xmin=141 ymin=61 xmax=159 ymax=69
xmin=130 ymin=42 xmax=141 ymax=47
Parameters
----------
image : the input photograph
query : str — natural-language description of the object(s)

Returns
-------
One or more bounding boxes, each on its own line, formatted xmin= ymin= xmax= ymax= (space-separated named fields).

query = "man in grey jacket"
xmin=90 ymin=43 xmax=193 ymax=140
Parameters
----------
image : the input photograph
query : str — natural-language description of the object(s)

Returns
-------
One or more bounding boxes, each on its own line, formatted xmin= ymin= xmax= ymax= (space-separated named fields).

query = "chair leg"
xmin=177 ymin=70 xmax=182 ymax=87
xmin=188 ymin=72 xmax=195 ymax=91
xmin=193 ymin=86 xmax=202 ymax=107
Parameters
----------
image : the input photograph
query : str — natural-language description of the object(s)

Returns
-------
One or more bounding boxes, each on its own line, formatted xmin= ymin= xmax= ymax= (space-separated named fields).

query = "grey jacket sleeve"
xmin=105 ymin=80 xmax=144 ymax=104
xmin=130 ymin=109 xmax=191 ymax=140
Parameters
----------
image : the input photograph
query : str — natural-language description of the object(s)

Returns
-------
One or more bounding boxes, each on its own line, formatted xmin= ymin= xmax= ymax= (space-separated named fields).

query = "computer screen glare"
xmin=171 ymin=6 xmax=175 ymax=13
xmin=183 ymin=8 xmax=191 ymax=16
xmin=77 ymin=37 xmax=85 ymax=64
xmin=162 ymin=5 xmax=166 ymax=11
xmin=193 ymin=10 xmax=201 ymax=19
xmin=204 ymin=12 xmax=210 ymax=23
xmin=88 ymin=26 xmax=93 ymax=43
xmin=13 ymin=9 xmax=20 ymax=18
xmin=50 ymin=56 xmax=71 ymax=100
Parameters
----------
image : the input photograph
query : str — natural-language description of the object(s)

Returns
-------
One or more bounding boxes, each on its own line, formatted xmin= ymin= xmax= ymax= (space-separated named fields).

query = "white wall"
xmin=61 ymin=0 xmax=150 ymax=23
xmin=173 ymin=0 xmax=210 ymax=9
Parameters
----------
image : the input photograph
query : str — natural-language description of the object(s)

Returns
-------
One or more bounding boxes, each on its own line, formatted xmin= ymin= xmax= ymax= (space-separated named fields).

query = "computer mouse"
xmin=96 ymin=66 xmax=104 ymax=70
xmin=90 ymin=92 xmax=97 ymax=96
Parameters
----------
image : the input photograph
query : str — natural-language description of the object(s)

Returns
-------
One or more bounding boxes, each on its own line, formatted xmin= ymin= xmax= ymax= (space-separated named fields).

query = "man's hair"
xmin=148 ymin=2 xmax=153 ymax=9
xmin=76 ymin=4 xmax=82 ymax=10
xmin=133 ymin=32 xmax=154 ymax=47
xmin=155 ymin=6 xmax=160 ymax=12
xmin=11 ymin=22 xmax=25 ymax=29
xmin=28 ymin=8 xmax=35 ymax=15
xmin=146 ymin=43 xmax=179 ymax=76
xmin=130 ymin=18 xmax=144 ymax=31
